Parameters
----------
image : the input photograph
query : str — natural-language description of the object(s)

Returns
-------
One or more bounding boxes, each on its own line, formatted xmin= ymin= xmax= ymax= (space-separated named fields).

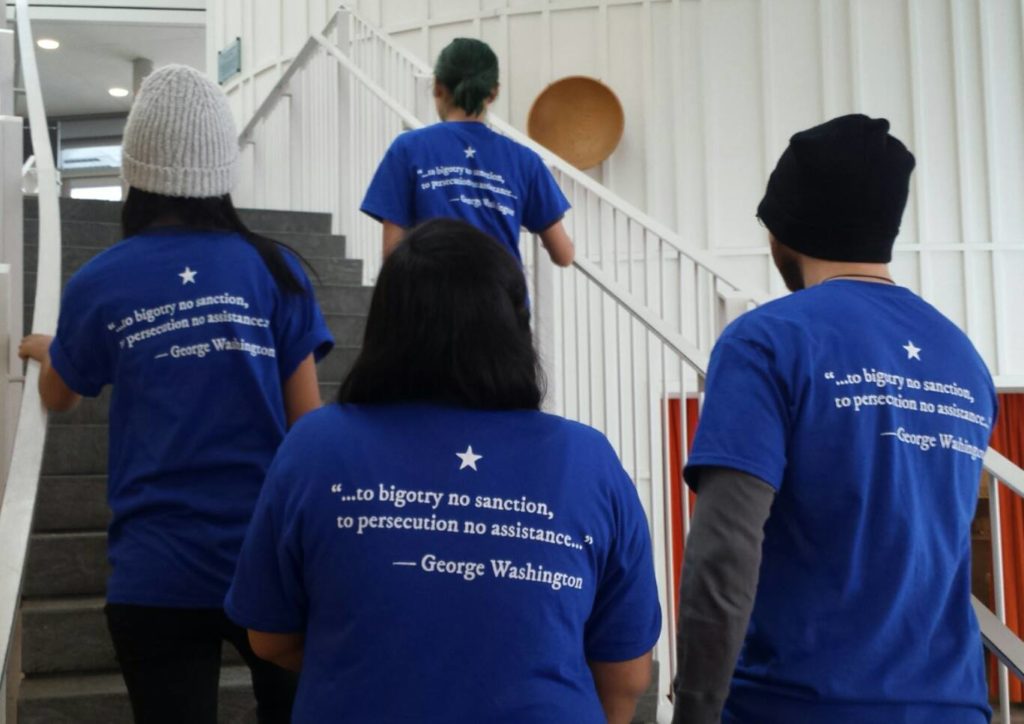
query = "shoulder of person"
xmin=287 ymin=402 xmax=345 ymax=440
xmin=399 ymin=124 xmax=444 ymax=145
xmin=718 ymin=294 xmax=812 ymax=349
xmin=506 ymin=134 xmax=546 ymax=166
xmin=270 ymin=405 xmax=347 ymax=480
xmin=537 ymin=412 xmax=630 ymax=478
xmin=60 ymin=240 xmax=137 ymax=303
xmin=536 ymin=409 xmax=607 ymax=441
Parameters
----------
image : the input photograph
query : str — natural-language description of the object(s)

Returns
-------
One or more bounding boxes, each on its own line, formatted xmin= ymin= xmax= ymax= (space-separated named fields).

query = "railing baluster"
xmin=989 ymin=473 xmax=1013 ymax=724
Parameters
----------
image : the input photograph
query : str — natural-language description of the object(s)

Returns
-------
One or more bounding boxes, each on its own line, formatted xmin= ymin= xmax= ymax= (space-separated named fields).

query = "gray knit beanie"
xmin=121 ymin=64 xmax=239 ymax=198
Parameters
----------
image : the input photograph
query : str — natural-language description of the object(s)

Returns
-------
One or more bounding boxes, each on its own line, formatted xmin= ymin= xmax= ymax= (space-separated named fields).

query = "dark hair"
xmin=434 ymin=38 xmax=499 ymax=117
xmin=121 ymin=187 xmax=310 ymax=295
xmin=338 ymin=218 xmax=543 ymax=410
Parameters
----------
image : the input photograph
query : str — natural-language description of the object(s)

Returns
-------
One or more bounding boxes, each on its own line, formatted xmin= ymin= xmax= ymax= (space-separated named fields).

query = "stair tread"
xmin=21 ymin=595 xmax=105 ymax=612
xmin=31 ymin=529 xmax=107 ymax=539
xmin=19 ymin=664 xmax=252 ymax=700
xmin=25 ymin=197 xmax=334 ymax=234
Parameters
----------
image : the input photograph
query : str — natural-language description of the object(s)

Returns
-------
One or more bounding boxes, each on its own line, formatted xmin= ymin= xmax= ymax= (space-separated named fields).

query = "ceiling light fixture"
xmin=36 ymin=38 xmax=60 ymax=50
xmin=108 ymin=87 xmax=131 ymax=98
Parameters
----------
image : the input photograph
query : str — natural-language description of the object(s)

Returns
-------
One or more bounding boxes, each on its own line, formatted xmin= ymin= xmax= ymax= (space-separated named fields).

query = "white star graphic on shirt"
xmin=456 ymin=445 xmax=483 ymax=471
xmin=179 ymin=266 xmax=197 ymax=285
xmin=464 ymin=146 xmax=476 ymax=159
xmin=903 ymin=340 xmax=922 ymax=361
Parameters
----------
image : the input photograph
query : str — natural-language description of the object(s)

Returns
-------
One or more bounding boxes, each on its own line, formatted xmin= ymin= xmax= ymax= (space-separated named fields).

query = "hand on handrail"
xmin=17 ymin=333 xmax=50 ymax=365
xmin=18 ymin=334 xmax=80 ymax=413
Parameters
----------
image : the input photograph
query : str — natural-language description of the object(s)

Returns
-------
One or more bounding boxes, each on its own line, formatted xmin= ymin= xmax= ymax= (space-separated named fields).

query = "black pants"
xmin=105 ymin=603 xmax=298 ymax=724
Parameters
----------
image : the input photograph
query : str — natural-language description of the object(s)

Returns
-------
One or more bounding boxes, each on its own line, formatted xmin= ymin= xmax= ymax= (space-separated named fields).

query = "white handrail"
xmin=238 ymin=38 xmax=323 ymax=144
xmin=313 ymin=35 xmax=422 ymax=131
xmin=0 ymin=0 xmax=62 ymax=701
xmin=985 ymin=448 xmax=1024 ymax=498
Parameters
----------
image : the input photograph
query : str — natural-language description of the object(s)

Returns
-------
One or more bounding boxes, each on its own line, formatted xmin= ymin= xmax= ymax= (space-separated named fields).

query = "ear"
xmin=487 ymin=84 xmax=500 ymax=105
xmin=433 ymin=80 xmax=444 ymax=99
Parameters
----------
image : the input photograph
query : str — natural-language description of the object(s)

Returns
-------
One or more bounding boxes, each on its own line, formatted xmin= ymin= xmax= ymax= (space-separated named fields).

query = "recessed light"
xmin=36 ymin=38 xmax=60 ymax=50
xmin=108 ymin=87 xmax=131 ymax=98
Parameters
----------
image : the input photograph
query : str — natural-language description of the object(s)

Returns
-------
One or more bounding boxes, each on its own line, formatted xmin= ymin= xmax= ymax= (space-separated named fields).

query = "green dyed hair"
xmin=434 ymin=38 xmax=499 ymax=117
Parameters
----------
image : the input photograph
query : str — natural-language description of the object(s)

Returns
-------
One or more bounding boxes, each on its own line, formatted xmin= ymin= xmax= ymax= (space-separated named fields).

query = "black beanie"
xmin=756 ymin=114 xmax=916 ymax=263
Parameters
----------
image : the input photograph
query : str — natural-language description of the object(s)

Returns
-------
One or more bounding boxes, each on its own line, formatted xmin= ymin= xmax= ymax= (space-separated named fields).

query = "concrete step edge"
xmin=21 ymin=595 xmax=105 ymax=613
xmin=19 ymin=664 xmax=252 ymax=701
xmin=40 ymin=473 xmax=107 ymax=481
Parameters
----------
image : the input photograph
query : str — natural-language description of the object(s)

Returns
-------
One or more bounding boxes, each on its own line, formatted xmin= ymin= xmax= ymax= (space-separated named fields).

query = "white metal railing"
xmin=0 ymin=1 xmax=63 ymax=719
xmin=979 ymin=449 xmax=1024 ymax=723
xmin=235 ymin=4 xmax=1024 ymax=720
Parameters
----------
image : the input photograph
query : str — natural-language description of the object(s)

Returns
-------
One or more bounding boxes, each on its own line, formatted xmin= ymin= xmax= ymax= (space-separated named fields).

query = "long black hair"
xmin=338 ymin=218 xmax=543 ymax=410
xmin=121 ymin=187 xmax=310 ymax=295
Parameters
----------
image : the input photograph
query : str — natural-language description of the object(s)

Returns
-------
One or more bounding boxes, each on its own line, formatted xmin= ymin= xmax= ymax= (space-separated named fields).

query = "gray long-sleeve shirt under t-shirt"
xmin=672 ymin=467 xmax=776 ymax=724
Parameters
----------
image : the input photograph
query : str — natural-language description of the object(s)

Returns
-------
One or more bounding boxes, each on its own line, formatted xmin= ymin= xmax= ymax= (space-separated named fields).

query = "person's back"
xmin=718 ymin=280 xmax=993 ymax=721
xmin=227 ymin=219 xmax=660 ymax=724
xmin=232 ymin=402 xmax=657 ymax=722
xmin=672 ymin=115 xmax=994 ymax=724
xmin=62 ymin=227 xmax=325 ymax=604
xmin=360 ymin=37 xmax=574 ymax=266
xmin=19 ymin=64 xmax=334 ymax=724
xmin=365 ymin=121 xmax=562 ymax=263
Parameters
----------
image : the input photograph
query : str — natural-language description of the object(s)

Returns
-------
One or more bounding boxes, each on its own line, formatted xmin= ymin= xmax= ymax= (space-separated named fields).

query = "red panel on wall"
xmin=667 ymin=397 xmax=699 ymax=616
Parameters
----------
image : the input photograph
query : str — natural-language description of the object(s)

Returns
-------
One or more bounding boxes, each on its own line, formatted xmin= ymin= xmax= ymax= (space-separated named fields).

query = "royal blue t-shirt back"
xmin=360 ymin=121 xmax=570 ymax=261
xmin=49 ymin=227 xmax=334 ymax=608
xmin=686 ymin=280 xmax=995 ymax=724
xmin=226 ymin=403 xmax=662 ymax=723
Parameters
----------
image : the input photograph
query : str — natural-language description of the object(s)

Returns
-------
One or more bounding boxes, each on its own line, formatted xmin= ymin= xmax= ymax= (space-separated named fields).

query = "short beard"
xmin=771 ymin=239 xmax=805 ymax=292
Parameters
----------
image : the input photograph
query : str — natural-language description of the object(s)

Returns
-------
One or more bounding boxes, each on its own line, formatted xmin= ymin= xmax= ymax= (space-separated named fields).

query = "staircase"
xmin=14 ymin=197 xmax=371 ymax=723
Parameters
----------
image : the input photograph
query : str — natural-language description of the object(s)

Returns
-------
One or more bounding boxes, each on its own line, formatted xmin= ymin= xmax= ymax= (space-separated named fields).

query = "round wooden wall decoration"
xmin=527 ymin=76 xmax=625 ymax=171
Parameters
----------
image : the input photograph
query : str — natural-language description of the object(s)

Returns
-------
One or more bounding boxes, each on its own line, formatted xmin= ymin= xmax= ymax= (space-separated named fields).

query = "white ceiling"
xmin=8 ymin=3 xmax=205 ymax=118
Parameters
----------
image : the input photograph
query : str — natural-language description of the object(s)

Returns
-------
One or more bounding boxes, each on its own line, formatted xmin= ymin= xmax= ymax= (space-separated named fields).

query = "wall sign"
xmin=218 ymin=38 xmax=241 ymax=85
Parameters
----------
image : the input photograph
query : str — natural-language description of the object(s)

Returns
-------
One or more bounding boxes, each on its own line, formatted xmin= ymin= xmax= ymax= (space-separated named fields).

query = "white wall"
xmin=208 ymin=0 xmax=1024 ymax=382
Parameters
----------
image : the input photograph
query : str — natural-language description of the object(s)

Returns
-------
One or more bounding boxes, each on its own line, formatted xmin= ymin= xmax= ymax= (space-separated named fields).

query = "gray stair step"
xmin=24 ymin=531 xmax=109 ymax=598
xmin=21 ymin=597 xmax=115 ymax=675
xmin=34 ymin=475 xmax=109 ymax=532
xmin=306 ymin=257 xmax=361 ymax=287
xmin=24 ymin=196 xmax=333 ymax=234
xmin=24 ymin=226 xmax=347 ymax=265
xmin=319 ymin=346 xmax=360 ymax=383
xmin=326 ymin=314 xmax=366 ymax=346
xmin=49 ymin=390 xmax=111 ymax=426
xmin=21 ymin=596 xmax=242 ymax=676
xmin=18 ymin=665 xmax=258 ymax=724
xmin=24 ymin=221 xmax=129 ymax=248
xmin=42 ymin=424 xmax=106 ymax=475
xmin=320 ymin=382 xmax=341 ymax=404
xmin=316 ymin=285 xmax=373 ymax=316
xmin=240 ymin=207 xmax=333 ymax=235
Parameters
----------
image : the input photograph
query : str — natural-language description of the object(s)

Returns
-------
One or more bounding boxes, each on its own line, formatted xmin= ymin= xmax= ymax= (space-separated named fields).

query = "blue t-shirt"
xmin=360 ymin=121 xmax=571 ymax=261
xmin=50 ymin=227 xmax=334 ymax=608
xmin=226 ymin=403 xmax=661 ymax=724
xmin=686 ymin=281 xmax=996 ymax=724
